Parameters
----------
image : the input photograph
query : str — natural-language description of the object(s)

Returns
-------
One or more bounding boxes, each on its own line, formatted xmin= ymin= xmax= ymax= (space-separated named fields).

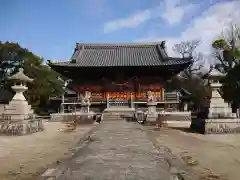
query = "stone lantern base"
xmin=0 ymin=85 xmax=44 ymax=136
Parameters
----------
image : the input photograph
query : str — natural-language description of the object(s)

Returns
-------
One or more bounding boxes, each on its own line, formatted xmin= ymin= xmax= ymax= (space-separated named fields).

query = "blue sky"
xmin=0 ymin=0 xmax=239 ymax=61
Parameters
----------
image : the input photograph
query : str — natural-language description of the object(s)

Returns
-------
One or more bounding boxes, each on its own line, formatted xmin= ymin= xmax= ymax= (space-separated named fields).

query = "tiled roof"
xmin=50 ymin=42 xmax=192 ymax=67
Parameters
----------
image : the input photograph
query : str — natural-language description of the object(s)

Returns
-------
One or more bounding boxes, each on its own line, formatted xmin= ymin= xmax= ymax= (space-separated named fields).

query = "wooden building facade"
xmin=49 ymin=42 xmax=192 ymax=111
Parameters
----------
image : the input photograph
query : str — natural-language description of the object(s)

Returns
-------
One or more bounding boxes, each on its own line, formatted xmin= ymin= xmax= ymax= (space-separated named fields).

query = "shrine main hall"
xmin=49 ymin=41 xmax=192 ymax=111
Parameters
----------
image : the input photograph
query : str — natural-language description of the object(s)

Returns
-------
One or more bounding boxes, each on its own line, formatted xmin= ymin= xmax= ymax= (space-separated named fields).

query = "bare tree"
xmin=173 ymin=39 xmax=212 ymax=79
xmin=165 ymin=39 xmax=213 ymax=104
xmin=173 ymin=39 xmax=201 ymax=58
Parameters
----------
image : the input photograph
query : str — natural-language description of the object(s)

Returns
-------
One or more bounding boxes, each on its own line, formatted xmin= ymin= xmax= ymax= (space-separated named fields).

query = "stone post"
xmin=77 ymin=92 xmax=80 ymax=102
xmin=184 ymin=103 xmax=188 ymax=111
xmin=87 ymin=105 xmax=90 ymax=113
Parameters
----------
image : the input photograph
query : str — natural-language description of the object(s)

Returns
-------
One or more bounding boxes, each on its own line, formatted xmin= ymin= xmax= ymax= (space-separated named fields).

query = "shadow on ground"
xmin=168 ymin=127 xmax=200 ymax=134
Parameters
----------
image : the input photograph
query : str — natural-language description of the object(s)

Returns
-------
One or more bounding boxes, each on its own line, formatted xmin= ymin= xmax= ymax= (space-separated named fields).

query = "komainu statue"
xmin=80 ymin=91 xmax=91 ymax=106
xmin=147 ymin=91 xmax=156 ymax=103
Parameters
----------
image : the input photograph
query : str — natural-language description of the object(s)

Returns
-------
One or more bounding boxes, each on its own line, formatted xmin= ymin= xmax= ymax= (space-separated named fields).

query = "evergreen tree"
xmin=0 ymin=41 xmax=64 ymax=114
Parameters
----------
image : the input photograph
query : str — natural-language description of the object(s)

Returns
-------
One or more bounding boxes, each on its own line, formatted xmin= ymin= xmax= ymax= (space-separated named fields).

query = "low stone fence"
xmin=156 ymin=112 xmax=191 ymax=128
xmin=50 ymin=113 xmax=66 ymax=121
xmin=134 ymin=111 xmax=191 ymax=127
xmin=50 ymin=113 xmax=96 ymax=122
xmin=61 ymin=114 xmax=97 ymax=125
xmin=0 ymin=119 xmax=44 ymax=136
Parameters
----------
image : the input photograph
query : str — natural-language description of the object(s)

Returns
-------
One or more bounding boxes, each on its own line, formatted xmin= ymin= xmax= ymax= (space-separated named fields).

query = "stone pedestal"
xmin=2 ymin=84 xmax=35 ymax=120
xmin=147 ymin=102 xmax=157 ymax=114
xmin=80 ymin=103 xmax=90 ymax=113
xmin=3 ymin=99 xmax=34 ymax=121
xmin=146 ymin=102 xmax=158 ymax=122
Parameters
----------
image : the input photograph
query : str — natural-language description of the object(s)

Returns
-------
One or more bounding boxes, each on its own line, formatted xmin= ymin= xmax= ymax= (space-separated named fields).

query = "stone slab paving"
xmin=41 ymin=121 xmax=194 ymax=180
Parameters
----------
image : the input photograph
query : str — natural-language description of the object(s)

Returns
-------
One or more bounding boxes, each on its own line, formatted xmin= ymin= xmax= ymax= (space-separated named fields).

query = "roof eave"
xmin=48 ymin=59 xmax=192 ymax=68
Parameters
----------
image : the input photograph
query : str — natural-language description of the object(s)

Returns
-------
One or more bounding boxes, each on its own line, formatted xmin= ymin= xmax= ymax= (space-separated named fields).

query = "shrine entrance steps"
xmin=102 ymin=113 xmax=123 ymax=121
xmin=103 ymin=107 xmax=135 ymax=121
xmin=104 ymin=107 xmax=135 ymax=112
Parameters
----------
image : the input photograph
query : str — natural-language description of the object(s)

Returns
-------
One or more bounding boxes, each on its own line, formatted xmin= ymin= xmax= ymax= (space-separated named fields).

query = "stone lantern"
xmin=207 ymin=69 xmax=233 ymax=118
xmin=0 ymin=68 xmax=44 ymax=135
xmin=3 ymin=68 xmax=34 ymax=120
xmin=191 ymin=69 xmax=240 ymax=134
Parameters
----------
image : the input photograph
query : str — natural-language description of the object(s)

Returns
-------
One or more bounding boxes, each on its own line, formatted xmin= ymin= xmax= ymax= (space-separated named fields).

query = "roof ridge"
xmin=51 ymin=60 xmax=70 ymax=63
xmin=76 ymin=41 xmax=164 ymax=47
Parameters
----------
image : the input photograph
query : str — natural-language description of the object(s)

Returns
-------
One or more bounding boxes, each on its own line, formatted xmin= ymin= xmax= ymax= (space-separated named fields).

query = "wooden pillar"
xmin=130 ymin=93 xmax=134 ymax=108
xmin=162 ymin=88 xmax=165 ymax=102
xmin=60 ymin=92 xmax=65 ymax=113
xmin=134 ymin=77 xmax=139 ymax=101
xmin=106 ymin=92 xmax=110 ymax=108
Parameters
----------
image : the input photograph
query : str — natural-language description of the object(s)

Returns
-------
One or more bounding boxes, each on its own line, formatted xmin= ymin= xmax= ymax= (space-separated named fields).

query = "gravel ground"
xmin=147 ymin=126 xmax=240 ymax=180
xmin=0 ymin=121 xmax=94 ymax=180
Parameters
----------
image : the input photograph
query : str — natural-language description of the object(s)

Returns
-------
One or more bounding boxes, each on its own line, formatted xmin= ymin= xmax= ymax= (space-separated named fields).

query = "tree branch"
xmin=173 ymin=39 xmax=204 ymax=75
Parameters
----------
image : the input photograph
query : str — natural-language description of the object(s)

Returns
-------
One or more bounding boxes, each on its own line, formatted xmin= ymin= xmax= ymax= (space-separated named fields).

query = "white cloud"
xmin=136 ymin=0 xmax=240 ymax=59
xmin=104 ymin=10 xmax=152 ymax=33
xmin=161 ymin=0 xmax=199 ymax=25
xmin=103 ymin=0 xmax=198 ymax=33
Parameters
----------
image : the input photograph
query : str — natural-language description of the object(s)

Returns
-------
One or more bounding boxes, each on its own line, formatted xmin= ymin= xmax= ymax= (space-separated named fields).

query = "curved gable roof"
xmin=50 ymin=42 xmax=192 ymax=68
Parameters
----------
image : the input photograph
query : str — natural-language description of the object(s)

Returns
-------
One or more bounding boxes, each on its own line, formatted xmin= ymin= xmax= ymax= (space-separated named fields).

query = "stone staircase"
xmin=102 ymin=113 xmax=123 ymax=121
xmin=104 ymin=107 xmax=135 ymax=113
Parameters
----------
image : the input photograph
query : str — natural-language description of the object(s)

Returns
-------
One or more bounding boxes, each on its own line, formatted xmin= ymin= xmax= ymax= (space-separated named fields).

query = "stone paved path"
xmin=52 ymin=121 xmax=173 ymax=180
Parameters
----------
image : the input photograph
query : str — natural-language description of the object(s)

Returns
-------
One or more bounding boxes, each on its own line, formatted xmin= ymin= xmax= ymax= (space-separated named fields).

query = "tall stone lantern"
xmin=0 ymin=68 xmax=43 ymax=135
xmin=192 ymin=69 xmax=240 ymax=134
xmin=207 ymin=69 xmax=233 ymax=118
xmin=3 ymin=68 xmax=34 ymax=120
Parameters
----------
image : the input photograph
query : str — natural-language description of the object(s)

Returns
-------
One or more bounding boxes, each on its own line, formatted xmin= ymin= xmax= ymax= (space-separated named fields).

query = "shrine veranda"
xmin=49 ymin=42 xmax=192 ymax=111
